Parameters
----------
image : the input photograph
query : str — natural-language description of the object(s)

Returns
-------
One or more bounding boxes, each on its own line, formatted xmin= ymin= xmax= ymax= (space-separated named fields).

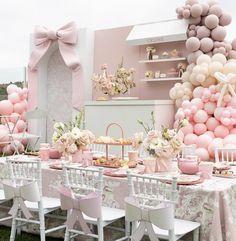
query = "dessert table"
xmin=1 ymin=157 xmax=236 ymax=241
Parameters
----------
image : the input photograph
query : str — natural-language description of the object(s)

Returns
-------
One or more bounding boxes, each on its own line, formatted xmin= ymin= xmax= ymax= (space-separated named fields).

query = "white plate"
xmin=111 ymin=97 xmax=139 ymax=100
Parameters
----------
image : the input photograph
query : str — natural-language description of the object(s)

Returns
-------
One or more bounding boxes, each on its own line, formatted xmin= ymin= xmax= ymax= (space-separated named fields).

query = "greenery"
xmin=0 ymin=226 xmax=62 ymax=241
xmin=137 ymin=111 xmax=156 ymax=134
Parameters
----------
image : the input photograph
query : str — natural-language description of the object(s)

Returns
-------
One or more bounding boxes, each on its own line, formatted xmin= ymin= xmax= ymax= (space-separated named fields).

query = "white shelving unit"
xmin=140 ymin=77 xmax=182 ymax=82
xmin=139 ymin=57 xmax=186 ymax=63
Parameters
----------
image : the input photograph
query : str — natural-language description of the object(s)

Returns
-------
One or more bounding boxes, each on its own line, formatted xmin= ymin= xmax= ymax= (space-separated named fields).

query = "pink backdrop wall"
xmin=93 ymin=25 xmax=188 ymax=100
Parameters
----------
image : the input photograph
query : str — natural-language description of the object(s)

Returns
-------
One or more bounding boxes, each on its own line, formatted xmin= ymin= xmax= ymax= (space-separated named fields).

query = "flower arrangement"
xmin=52 ymin=111 xmax=95 ymax=157
xmin=134 ymin=111 xmax=188 ymax=159
xmin=92 ymin=58 xmax=135 ymax=96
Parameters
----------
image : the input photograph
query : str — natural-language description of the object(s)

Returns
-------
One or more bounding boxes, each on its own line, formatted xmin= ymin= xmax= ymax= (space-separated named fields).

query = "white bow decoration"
xmin=214 ymin=72 xmax=236 ymax=107
xmin=125 ymin=196 xmax=174 ymax=241
xmin=3 ymin=181 xmax=41 ymax=219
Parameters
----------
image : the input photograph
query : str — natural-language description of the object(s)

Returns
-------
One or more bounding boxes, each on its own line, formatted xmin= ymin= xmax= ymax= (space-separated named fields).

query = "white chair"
xmin=214 ymin=147 xmax=236 ymax=163
xmin=62 ymin=165 xmax=127 ymax=241
xmin=9 ymin=108 xmax=47 ymax=153
xmin=4 ymin=157 xmax=65 ymax=241
xmin=125 ymin=170 xmax=200 ymax=241
xmin=90 ymin=143 xmax=106 ymax=155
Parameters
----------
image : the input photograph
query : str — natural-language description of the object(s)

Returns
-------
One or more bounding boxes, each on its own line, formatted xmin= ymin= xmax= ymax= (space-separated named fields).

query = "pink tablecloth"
xmin=42 ymin=163 xmax=236 ymax=241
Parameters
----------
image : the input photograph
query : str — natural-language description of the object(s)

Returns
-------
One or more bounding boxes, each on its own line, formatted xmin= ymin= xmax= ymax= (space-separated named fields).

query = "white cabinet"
xmin=84 ymin=100 xmax=175 ymax=138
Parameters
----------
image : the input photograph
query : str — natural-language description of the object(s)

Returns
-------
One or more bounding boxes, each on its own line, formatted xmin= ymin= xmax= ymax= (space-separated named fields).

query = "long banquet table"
xmin=1 ymin=157 xmax=236 ymax=241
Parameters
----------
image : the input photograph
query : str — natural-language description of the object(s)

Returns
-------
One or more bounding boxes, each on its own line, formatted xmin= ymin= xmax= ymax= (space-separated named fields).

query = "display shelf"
xmin=139 ymin=57 xmax=186 ymax=63
xmin=140 ymin=77 xmax=182 ymax=82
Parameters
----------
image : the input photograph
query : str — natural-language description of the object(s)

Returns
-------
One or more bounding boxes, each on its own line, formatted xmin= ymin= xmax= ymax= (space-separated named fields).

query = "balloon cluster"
xmin=0 ymin=84 xmax=28 ymax=155
xmin=176 ymin=0 xmax=235 ymax=64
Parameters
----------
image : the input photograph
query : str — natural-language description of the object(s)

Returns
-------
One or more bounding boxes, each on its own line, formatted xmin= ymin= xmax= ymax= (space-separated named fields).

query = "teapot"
xmin=178 ymin=155 xmax=200 ymax=175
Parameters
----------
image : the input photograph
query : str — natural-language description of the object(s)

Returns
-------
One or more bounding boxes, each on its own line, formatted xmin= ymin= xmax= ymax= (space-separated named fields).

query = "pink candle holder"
xmin=39 ymin=147 xmax=50 ymax=161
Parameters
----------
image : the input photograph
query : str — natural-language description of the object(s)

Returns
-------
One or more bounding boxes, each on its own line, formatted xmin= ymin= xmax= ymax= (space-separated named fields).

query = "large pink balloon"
xmin=187 ymin=50 xmax=203 ymax=64
xmin=6 ymin=84 xmax=18 ymax=95
xmin=13 ymin=102 xmax=25 ymax=114
xmin=196 ymin=26 xmax=211 ymax=39
xmin=214 ymin=125 xmax=229 ymax=138
xmin=2 ymin=144 xmax=13 ymax=155
xmin=211 ymin=26 xmax=227 ymax=41
xmin=205 ymin=14 xmax=219 ymax=29
xmin=196 ymin=134 xmax=213 ymax=148
xmin=214 ymin=107 xmax=224 ymax=120
xmin=223 ymin=134 xmax=236 ymax=146
xmin=191 ymin=98 xmax=204 ymax=109
xmin=181 ymin=123 xmax=194 ymax=135
xmin=186 ymin=37 xmax=201 ymax=52
xmin=0 ymin=100 xmax=14 ymax=115
xmin=195 ymin=147 xmax=210 ymax=161
xmin=201 ymin=3 xmax=209 ymax=16
xmin=16 ymin=120 xmax=26 ymax=133
xmin=206 ymin=117 xmax=219 ymax=131
xmin=184 ymin=133 xmax=198 ymax=145
xmin=219 ymin=13 xmax=232 ymax=26
xmin=194 ymin=123 xmax=207 ymax=135
xmin=8 ymin=92 xmax=20 ymax=104
xmin=194 ymin=110 xmax=208 ymax=123
xmin=200 ymin=37 xmax=214 ymax=52
xmin=191 ymin=4 xmax=202 ymax=18
xmin=10 ymin=113 xmax=20 ymax=123
xmin=204 ymin=102 xmax=216 ymax=115
xmin=209 ymin=4 xmax=223 ymax=17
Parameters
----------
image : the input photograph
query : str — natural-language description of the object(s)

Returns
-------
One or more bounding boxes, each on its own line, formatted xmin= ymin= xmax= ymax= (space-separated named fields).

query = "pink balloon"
xmin=230 ymin=128 xmax=236 ymax=134
xmin=182 ymin=100 xmax=191 ymax=109
xmin=2 ymin=144 xmax=13 ymax=155
xmin=211 ymin=26 xmax=227 ymax=41
xmin=16 ymin=120 xmax=26 ymax=133
xmin=204 ymin=102 xmax=216 ymax=115
xmin=221 ymin=117 xmax=231 ymax=126
xmin=206 ymin=117 xmax=220 ymax=131
xmin=194 ymin=123 xmax=207 ymax=135
xmin=6 ymin=84 xmax=18 ymax=95
xmin=193 ymin=87 xmax=204 ymax=98
xmin=205 ymin=14 xmax=219 ymax=29
xmin=0 ymin=129 xmax=9 ymax=146
xmin=203 ymin=89 xmax=211 ymax=98
xmin=205 ymin=131 xmax=215 ymax=138
xmin=180 ymin=123 xmax=194 ymax=135
xmin=190 ymin=4 xmax=202 ymax=18
xmin=196 ymin=134 xmax=213 ymax=148
xmin=209 ymin=4 xmax=223 ymax=17
xmin=208 ymin=138 xmax=223 ymax=157
xmin=22 ymin=88 xmax=28 ymax=95
xmin=186 ymin=37 xmax=201 ymax=51
xmin=214 ymin=125 xmax=229 ymax=138
xmin=191 ymin=105 xmax=198 ymax=114
xmin=201 ymin=3 xmax=209 ymax=16
xmin=222 ymin=110 xmax=231 ymax=118
xmin=175 ymin=111 xmax=185 ymax=120
xmin=194 ymin=110 xmax=208 ymax=123
xmin=223 ymin=94 xmax=232 ymax=103
xmin=8 ymin=92 xmax=20 ymax=104
xmin=0 ymin=100 xmax=14 ymax=115
xmin=197 ymin=26 xmax=211 ymax=39
xmin=13 ymin=102 xmax=25 ymax=114
xmin=18 ymin=88 xmax=25 ymax=97
xmin=195 ymin=147 xmax=210 ymax=161
xmin=191 ymin=98 xmax=204 ymax=109
xmin=184 ymin=133 xmax=198 ymax=145
xmin=200 ymin=37 xmax=214 ymax=52
xmin=187 ymin=50 xmax=203 ymax=64
xmin=223 ymin=134 xmax=236 ymax=146
xmin=7 ymin=122 xmax=18 ymax=133
xmin=219 ymin=13 xmax=232 ymax=26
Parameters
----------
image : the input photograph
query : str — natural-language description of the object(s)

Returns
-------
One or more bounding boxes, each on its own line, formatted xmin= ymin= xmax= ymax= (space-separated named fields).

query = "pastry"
xmin=162 ymin=52 xmax=169 ymax=58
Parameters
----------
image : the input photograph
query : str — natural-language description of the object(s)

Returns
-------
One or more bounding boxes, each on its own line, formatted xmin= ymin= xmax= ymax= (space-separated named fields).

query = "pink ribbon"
xmin=125 ymin=196 xmax=174 ymax=241
xmin=28 ymin=22 xmax=83 ymax=110
xmin=60 ymin=186 xmax=102 ymax=233
xmin=3 ymin=181 xmax=41 ymax=219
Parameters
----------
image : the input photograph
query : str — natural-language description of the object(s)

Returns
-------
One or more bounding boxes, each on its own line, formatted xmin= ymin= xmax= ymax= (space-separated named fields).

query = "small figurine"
xmin=145 ymin=71 xmax=154 ymax=79
xmin=146 ymin=46 xmax=156 ymax=60
xmin=170 ymin=49 xmax=180 ymax=58
xmin=161 ymin=51 xmax=169 ymax=59
xmin=155 ymin=71 xmax=161 ymax=78
xmin=177 ymin=62 xmax=187 ymax=77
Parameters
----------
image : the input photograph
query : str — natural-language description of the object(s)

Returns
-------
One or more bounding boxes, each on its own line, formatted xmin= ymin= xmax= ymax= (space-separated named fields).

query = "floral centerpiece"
xmin=52 ymin=111 xmax=95 ymax=158
xmin=92 ymin=58 xmax=135 ymax=97
xmin=133 ymin=111 xmax=188 ymax=172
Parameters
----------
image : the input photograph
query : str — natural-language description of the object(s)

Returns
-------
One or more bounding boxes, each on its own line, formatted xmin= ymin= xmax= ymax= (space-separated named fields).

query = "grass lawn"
xmin=0 ymin=226 xmax=63 ymax=241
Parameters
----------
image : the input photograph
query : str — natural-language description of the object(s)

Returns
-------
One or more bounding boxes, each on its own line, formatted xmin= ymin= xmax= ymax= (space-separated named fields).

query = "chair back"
xmin=90 ymin=144 xmax=106 ymax=155
xmin=126 ymin=170 xmax=178 ymax=207
xmin=62 ymin=165 xmax=103 ymax=197
xmin=214 ymin=147 xmax=236 ymax=163
xmin=6 ymin=157 xmax=42 ymax=194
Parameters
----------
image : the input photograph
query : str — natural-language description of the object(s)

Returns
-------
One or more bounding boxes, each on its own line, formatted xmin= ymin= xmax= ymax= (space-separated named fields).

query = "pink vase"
xmin=155 ymin=158 xmax=173 ymax=172
xmin=71 ymin=150 xmax=83 ymax=163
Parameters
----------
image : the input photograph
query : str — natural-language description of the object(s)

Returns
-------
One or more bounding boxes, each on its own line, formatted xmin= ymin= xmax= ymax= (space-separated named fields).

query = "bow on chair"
xmin=3 ymin=181 xmax=41 ymax=219
xmin=28 ymin=22 xmax=83 ymax=110
xmin=125 ymin=197 xmax=174 ymax=241
xmin=214 ymin=72 xmax=236 ymax=107
xmin=60 ymin=186 xmax=102 ymax=234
